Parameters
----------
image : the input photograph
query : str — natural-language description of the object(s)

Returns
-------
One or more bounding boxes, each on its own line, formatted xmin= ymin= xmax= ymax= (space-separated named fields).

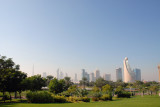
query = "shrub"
xmin=53 ymin=95 xmax=67 ymax=103
xmin=100 ymin=94 xmax=112 ymax=101
xmin=26 ymin=91 xmax=54 ymax=103
xmin=117 ymin=92 xmax=131 ymax=98
xmin=92 ymin=97 xmax=99 ymax=101
xmin=82 ymin=96 xmax=90 ymax=102
xmin=2 ymin=94 xmax=10 ymax=101
xmin=60 ymin=91 xmax=70 ymax=97
xmin=91 ymin=92 xmax=102 ymax=101
xmin=67 ymin=96 xmax=82 ymax=102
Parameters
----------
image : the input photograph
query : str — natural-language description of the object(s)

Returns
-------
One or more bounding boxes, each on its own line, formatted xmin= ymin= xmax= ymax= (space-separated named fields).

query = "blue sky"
xmin=0 ymin=0 xmax=160 ymax=81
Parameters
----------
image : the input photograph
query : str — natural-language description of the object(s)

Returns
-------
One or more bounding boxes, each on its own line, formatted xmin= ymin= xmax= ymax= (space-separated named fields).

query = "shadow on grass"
xmin=0 ymin=103 xmax=18 ymax=107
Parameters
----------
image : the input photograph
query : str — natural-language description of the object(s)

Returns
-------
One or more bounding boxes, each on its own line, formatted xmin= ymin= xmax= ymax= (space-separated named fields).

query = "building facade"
xmin=90 ymin=72 xmax=95 ymax=82
xmin=95 ymin=69 xmax=100 ymax=80
xmin=134 ymin=68 xmax=141 ymax=81
xmin=158 ymin=65 xmax=160 ymax=82
xmin=81 ymin=69 xmax=90 ymax=81
xmin=103 ymin=74 xmax=111 ymax=81
xmin=116 ymin=68 xmax=122 ymax=81
xmin=123 ymin=57 xmax=135 ymax=83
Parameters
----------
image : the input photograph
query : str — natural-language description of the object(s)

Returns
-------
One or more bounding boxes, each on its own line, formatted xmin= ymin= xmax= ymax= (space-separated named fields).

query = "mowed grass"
xmin=0 ymin=95 xmax=160 ymax=107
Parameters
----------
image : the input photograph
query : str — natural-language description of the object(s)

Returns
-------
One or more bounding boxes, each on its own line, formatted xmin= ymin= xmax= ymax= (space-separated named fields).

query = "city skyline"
xmin=0 ymin=0 xmax=160 ymax=81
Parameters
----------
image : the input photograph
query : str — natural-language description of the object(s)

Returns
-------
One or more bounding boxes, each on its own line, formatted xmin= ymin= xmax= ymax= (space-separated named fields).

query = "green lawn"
xmin=0 ymin=95 xmax=160 ymax=107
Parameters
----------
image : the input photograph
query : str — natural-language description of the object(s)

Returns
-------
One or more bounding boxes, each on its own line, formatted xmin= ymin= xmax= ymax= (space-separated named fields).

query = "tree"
xmin=80 ymin=77 xmax=88 ymax=89
xmin=46 ymin=75 xmax=54 ymax=86
xmin=0 ymin=55 xmax=27 ymax=102
xmin=115 ymin=86 xmax=124 ymax=96
xmin=64 ymin=77 xmax=73 ymax=90
xmin=92 ymin=86 xmax=100 ymax=92
xmin=23 ymin=75 xmax=45 ymax=91
xmin=149 ymin=85 xmax=159 ymax=95
xmin=102 ymin=84 xmax=112 ymax=94
xmin=49 ymin=78 xmax=65 ymax=94
xmin=95 ymin=78 xmax=106 ymax=89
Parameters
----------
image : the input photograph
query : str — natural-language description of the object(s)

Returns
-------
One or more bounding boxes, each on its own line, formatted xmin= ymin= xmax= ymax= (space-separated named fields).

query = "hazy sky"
xmin=0 ymin=0 xmax=160 ymax=81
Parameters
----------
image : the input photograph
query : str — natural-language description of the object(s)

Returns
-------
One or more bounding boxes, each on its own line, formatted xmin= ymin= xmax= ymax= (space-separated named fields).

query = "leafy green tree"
xmin=115 ymin=86 xmax=124 ymax=95
xmin=80 ymin=77 xmax=88 ymax=89
xmin=92 ymin=86 xmax=100 ymax=92
xmin=49 ymin=78 xmax=65 ymax=94
xmin=64 ymin=77 xmax=73 ymax=90
xmin=46 ymin=75 xmax=54 ymax=86
xmin=0 ymin=55 xmax=27 ymax=102
xmin=102 ymin=84 xmax=112 ymax=94
xmin=23 ymin=75 xmax=45 ymax=91
xmin=95 ymin=78 xmax=106 ymax=89
xmin=149 ymin=85 xmax=159 ymax=95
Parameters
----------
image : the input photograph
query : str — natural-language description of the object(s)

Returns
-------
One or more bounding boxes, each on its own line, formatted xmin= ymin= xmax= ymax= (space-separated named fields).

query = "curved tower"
xmin=158 ymin=65 xmax=160 ymax=82
xmin=123 ymin=57 xmax=135 ymax=83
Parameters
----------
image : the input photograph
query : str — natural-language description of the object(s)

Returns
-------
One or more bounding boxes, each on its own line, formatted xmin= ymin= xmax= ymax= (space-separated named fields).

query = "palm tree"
xmin=81 ymin=77 xmax=88 ymax=89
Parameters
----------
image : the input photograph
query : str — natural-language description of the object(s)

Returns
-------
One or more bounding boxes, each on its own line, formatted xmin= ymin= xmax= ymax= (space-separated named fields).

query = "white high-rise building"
xmin=74 ymin=73 xmax=78 ymax=83
xmin=43 ymin=72 xmax=47 ymax=78
xmin=123 ymin=57 xmax=135 ymax=83
xmin=103 ymin=74 xmax=111 ymax=81
xmin=57 ymin=69 xmax=60 ymax=79
xmin=95 ymin=69 xmax=100 ymax=80
xmin=134 ymin=68 xmax=141 ymax=81
xmin=90 ymin=73 xmax=95 ymax=82
xmin=116 ymin=68 xmax=122 ymax=81
xmin=60 ymin=71 xmax=64 ymax=79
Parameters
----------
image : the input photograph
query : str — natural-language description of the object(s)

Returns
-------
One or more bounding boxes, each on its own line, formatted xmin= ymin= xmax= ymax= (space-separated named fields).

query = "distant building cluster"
xmin=39 ymin=57 xmax=158 ymax=83
xmin=81 ymin=69 xmax=111 ymax=82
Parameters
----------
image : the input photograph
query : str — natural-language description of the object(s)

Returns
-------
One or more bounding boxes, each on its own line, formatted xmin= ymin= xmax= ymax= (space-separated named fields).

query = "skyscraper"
xmin=116 ymin=68 xmax=122 ymax=81
xmin=81 ymin=69 xmax=90 ymax=81
xmin=74 ymin=73 xmax=78 ymax=83
xmin=134 ymin=68 xmax=141 ymax=81
xmin=95 ymin=69 xmax=100 ymax=80
xmin=81 ymin=69 xmax=86 ymax=79
xmin=60 ymin=71 xmax=64 ymax=79
xmin=57 ymin=69 xmax=59 ymax=79
xmin=90 ymin=73 xmax=95 ymax=82
xmin=103 ymin=74 xmax=111 ymax=81
xmin=42 ymin=72 xmax=47 ymax=78
xmin=123 ymin=57 xmax=135 ymax=83
xmin=158 ymin=65 xmax=160 ymax=82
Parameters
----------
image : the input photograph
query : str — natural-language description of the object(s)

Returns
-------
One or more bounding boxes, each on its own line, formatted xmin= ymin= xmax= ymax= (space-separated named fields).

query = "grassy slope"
xmin=0 ymin=96 xmax=160 ymax=107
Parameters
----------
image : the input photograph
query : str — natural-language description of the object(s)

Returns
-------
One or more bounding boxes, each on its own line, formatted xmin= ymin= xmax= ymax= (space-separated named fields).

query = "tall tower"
xmin=123 ymin=57 xmax=135 ymax=83
xmin=134 ymin=68 xmax=141 ymax=81
xmin=74 ymin=73 xmax=78 ymax=83
xmin=57 ymin=69 xmax=59 ymax=79
xmin=103 ymin=74 xmax=111 ymax=81
xmin=95 ymin=69 xmax=100 ymax=80
xmin=158 ymin=65 xmax=160 ymax=82
xmin=116 ymin=68 xmax=122 ymax=81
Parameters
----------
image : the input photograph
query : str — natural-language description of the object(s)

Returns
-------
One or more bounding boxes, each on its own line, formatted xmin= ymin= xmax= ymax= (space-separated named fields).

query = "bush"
xmin=117 ymin=92 xmax=131 ymax=98
xmin=100 ymin=94 xmax=112 ymax=101
xmin=2 ymin=94 xmax=10 ymax=101
xmin=92 ymin=97 xmax=99 ymax=101
xmin=66 ymin=96 xmax=90 ymax=102
xmin=82 ymin=96 xmax=90 ymax=102
xmin=53 ymin=95 xmax=67 ymax=103
xmin=26 ymin=91 xmax=54 ymax=103
xmin=60 ymin=91 xmax=70 ymax=97
xmin=91 ymin=92 xmax=102 ymax=101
